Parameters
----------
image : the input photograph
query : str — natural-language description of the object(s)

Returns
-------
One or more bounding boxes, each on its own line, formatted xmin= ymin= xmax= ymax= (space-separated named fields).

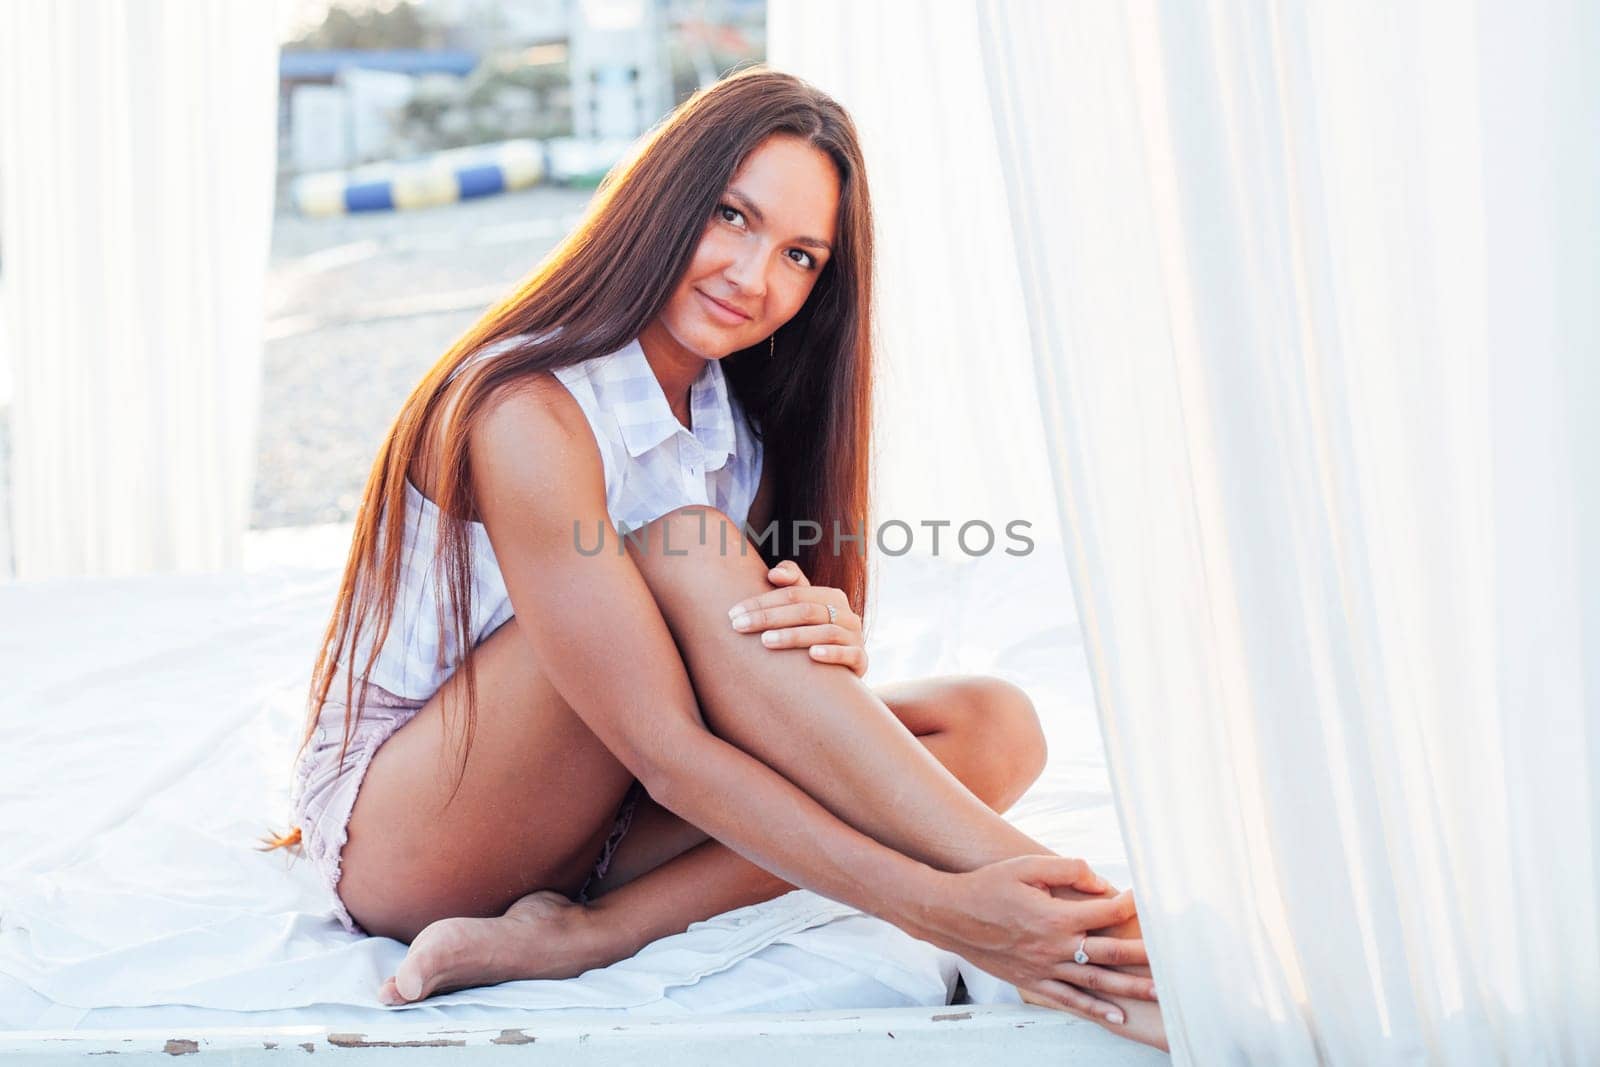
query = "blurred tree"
xmin=289 ymin=1 xmax=445 ymax=50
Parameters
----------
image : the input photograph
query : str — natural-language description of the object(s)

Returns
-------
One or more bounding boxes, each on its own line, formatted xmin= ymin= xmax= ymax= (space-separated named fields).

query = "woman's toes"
xmin=379 ymin=890 xmax=597 ymax=1006
xmin=395 ymin=958 xmax=425 ymax=1001
xmin=391 ymin=915 xmax=489 ymax=1003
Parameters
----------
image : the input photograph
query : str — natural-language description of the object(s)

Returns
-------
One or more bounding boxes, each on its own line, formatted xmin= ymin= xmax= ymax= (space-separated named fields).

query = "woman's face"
xmin=652 ymin=133 xmax=840 ymax=361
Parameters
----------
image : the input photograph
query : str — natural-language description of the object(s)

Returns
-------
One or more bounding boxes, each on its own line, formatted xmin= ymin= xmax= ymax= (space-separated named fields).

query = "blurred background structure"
xmin=255 ymin=0 xmax=765 ymax=537
xmin=0 ymin=0 xmax=768 ymax=577
xmin=275 ymin=0 xmax=762 ymax=185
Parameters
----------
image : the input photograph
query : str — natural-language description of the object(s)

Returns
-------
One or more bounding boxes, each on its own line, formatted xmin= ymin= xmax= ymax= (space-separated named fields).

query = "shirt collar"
xmin=597 ymin=337 xmax=737 ymax=469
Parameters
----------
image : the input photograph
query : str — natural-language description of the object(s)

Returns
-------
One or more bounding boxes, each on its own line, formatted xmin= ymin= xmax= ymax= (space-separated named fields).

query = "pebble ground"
xmin=256 ymin=184 xmax=596 ymax=528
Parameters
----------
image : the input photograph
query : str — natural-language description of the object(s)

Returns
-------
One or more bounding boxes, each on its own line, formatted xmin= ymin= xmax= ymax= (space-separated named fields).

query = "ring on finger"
xmin=1074 ymin=936 xmax=1090 ymax=965
xmin=826 ymin=604 xmax=837 ymax=624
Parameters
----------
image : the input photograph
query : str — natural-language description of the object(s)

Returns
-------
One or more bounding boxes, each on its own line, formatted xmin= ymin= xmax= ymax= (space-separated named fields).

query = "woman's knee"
xmin=957 ymin=676 xmax=1049 ymax=805
xmin=624 ymin=505 xmax=769 ymax=598
xmin=630 ymin=505 xmax=746 ymax=555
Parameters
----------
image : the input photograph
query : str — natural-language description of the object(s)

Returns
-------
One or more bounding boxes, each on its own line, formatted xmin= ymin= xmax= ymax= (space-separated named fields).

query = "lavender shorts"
xmin=289 ymin=680 xmax=644 ymax=936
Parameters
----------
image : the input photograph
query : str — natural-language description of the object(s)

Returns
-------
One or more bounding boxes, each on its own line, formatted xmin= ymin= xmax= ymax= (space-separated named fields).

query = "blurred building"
xmin=277 ymin=0 xmax=763 ymax=177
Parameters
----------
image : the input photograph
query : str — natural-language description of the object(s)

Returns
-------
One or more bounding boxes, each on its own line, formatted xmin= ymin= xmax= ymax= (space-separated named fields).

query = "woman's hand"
xmin=917 ymin=855 xmax=1155 ymax=1023
xmin=728 ymin=559 xmax=868 ymax=677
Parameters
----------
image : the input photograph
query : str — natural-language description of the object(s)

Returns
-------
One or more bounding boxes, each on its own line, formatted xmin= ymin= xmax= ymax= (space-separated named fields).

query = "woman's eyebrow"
xmin=726 ymin=188 xmax=833 ymax=253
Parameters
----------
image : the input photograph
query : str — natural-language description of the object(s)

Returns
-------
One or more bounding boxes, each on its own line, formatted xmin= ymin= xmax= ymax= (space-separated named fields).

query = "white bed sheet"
xmin=0 ymin=544 xmax=1126 ymax=1030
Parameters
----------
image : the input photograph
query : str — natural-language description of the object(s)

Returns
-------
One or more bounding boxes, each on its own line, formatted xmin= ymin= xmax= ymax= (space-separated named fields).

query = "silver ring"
xmin=1074 ymin=936 xmax=1090 ymax=965
xmin=826 ymin=604 xmax=838 ymax=624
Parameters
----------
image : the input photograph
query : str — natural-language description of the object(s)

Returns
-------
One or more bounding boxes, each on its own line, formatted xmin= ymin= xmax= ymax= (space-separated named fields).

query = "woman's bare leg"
xmin=364 ymin=506 xmax=1161 ymax=1048
xmin=388 ymin=809 xmax=1158 ymax=1049
xmin=379 ymin=676 xmax=1043 ymax=991
xmin=581 ymin=675 xmax=1045 ymax=924
xmin=617 ymin=507 xmax=1163 ymax=1050
xmin=627 ymin=507 xmax=1064 ymax=868
xmin=586 ymin=674 xmax=1044 ymax=895
xmin=588 ymin=839 xmax=1159 ymax=1048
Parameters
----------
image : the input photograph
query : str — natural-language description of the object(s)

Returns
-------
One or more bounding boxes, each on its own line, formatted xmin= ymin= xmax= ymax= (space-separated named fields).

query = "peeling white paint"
xmin=2 ymin=1005 xmax=1169 ymax=1063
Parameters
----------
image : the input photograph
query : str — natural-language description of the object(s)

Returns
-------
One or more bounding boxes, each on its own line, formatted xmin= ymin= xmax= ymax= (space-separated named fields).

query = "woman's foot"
xmin=377 ymin=889 xmax=610 ymax=1006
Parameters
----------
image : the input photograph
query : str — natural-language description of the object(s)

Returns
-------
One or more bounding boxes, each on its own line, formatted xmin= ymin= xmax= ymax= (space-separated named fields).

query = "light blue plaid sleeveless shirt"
xmin=341 ymin=333 xmax=765 ymax=701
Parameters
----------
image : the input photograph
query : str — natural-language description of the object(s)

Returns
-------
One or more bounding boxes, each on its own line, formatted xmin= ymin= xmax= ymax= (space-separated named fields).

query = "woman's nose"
xmin=722 ymin=249 xmax=767 ymax=297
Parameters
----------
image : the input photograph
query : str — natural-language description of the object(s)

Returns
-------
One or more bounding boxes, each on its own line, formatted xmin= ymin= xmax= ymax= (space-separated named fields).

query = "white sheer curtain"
xmin=768 ymin=0 xmax=1061 ymax=570
xmin=977 ymin=0 xmax=1598 ymax=1062
xmin=775 ymin=0 xmax=1597 ymax=1061
xmin=0 ymin=1 xmax=278 ymax=579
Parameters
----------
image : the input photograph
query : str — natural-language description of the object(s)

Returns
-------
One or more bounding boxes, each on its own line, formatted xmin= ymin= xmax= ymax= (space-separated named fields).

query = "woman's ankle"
xmin=571 ymin=897 xmax=651 ymax=970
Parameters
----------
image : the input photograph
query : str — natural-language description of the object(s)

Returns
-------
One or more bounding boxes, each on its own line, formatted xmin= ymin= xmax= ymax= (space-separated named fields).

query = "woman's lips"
xmin=697 ymin=289 xmax=751 ymax=325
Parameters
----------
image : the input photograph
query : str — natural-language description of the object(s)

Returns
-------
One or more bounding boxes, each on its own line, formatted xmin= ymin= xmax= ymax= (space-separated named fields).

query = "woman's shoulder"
xmin=481 ymin=370 xmax=590 ymax=444
xmin=408 ymin=369 xmax=575 ymax=508
xmin=472 ymin=373 xmax=610 ymax=505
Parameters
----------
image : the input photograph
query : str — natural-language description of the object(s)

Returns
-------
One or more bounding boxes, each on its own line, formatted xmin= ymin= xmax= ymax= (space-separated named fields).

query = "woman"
xmin=261 ymin=66 xmax=1165 ymax=1051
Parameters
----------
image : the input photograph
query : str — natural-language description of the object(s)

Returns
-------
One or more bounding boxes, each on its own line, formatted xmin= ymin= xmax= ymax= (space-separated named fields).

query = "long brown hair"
xmin=260 ymin=65 xmax=876 ymax=853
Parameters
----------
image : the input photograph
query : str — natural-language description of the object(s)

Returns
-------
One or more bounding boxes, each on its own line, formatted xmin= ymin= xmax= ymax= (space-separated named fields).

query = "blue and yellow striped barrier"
xmin=293 ymin=139 xmax=546 ymax=216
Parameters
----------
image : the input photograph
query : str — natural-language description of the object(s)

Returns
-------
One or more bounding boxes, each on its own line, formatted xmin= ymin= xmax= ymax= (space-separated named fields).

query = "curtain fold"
xmin=977 ymin=0 xmax=1599 ymax=1062
xmin=0 ymin=0 xmax=279 ymax=578
xmin=767 ymin=0 xmax=1061 ymax=587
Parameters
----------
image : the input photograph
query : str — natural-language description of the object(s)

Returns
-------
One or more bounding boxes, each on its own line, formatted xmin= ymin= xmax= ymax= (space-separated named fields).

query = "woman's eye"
xmin=717 ymin=203 xmax=817 ymax=271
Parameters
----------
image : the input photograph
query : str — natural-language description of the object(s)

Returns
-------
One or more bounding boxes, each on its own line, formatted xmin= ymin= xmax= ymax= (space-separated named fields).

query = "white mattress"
xmin=0 ymin=542 xmax=1128 ymax=1031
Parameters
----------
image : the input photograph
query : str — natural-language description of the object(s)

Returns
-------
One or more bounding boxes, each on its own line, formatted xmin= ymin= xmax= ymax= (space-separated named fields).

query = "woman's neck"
xmin=637 ymin=320 xmax=705 ymax=432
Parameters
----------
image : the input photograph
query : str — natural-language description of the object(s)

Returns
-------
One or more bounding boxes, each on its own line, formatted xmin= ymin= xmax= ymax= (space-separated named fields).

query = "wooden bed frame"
xmin=1 ymin=1004 xmax=1169 ymax=1063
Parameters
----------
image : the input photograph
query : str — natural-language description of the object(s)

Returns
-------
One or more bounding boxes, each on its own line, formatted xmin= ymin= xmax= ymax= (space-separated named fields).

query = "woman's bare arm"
xmin=469 ymin=376 xmax=948 ymax=935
